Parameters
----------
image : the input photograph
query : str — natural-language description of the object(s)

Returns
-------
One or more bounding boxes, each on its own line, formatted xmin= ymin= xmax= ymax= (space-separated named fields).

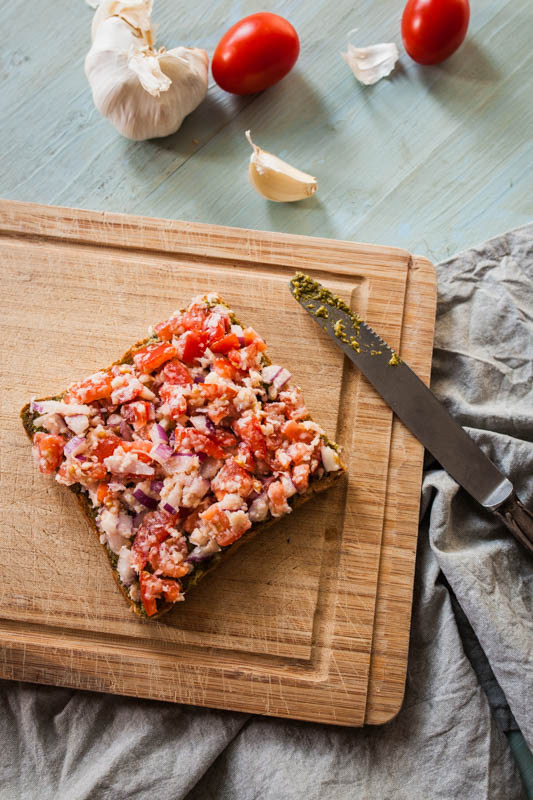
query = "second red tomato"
xmin=402 ymin=0 xmax=470 ymax=65
xmin=212 ymin=13 xmax=300 ymax=95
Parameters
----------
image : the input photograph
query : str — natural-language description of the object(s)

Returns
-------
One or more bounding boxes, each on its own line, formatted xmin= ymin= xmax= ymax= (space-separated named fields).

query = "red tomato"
xmin=33 ymin=432 xmax=65 ymax=474
xmin=173 ymin=427 xmax=226 ymax=459
xmin=212 ymin=12 xmax=300 ymax=95
xmin=67 ymin=371 xmax=113 ymax=404
xmin=233 ymin=415 xmax=268 ymax=462
xmin=402 ymin=0 xmax=470 ymax=65
xmin=210 ymin=333 xmax=241 ymax=354
xmin=179 ymin=330 xmax=209 ymax=364
xmin=159 ymin=359 xmax=193 ymax=386
xmin=133 ymin=342 xmax=177 ymax=374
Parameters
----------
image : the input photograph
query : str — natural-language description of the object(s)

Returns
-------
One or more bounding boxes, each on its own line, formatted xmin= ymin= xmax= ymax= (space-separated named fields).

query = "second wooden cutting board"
xmin=0 ymin=200 xmax=436 ymax=725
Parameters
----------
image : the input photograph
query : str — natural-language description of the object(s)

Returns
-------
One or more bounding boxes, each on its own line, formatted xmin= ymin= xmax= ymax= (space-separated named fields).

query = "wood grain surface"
xmin=0 ymin=200 xmax=436 ymax=725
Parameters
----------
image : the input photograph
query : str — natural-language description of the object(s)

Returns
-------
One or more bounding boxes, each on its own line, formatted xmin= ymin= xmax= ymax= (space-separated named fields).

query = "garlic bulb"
xmin=245 ymin=131 xmax=317 ymax=203
xmin=85 ymin=0 xmax=208 ymax=140
xmin=342 ymin=33 xmax=399 ymax=86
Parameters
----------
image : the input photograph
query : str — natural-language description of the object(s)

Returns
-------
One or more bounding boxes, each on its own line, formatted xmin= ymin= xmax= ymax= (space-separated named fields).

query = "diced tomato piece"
xmin=236 ymin=441 xmax=255 ymax=471
xmin=131 ymin=510 xmax=177 ymax=573
xmin=210 ymin=333 xmax=241 ymax=353
xmin=179 ymin=304 xmax=208 ymax=332
xmin=149 ymin=536 xmax=189 ymax=578
xmin=96 ymin=482 xmax=110 ymax=504
xmin=91 ymin=433 xmax=123 ymax=462
xmin=140 ymin=571 xmax=159 ymax=616
xmin=67 ymin=371 xmax=113 ymax=404
xmin=154 ymin=316 xmax=181 ymax=341
xmin=121 ymin=400 xmax=152 ymax=430
xmin=211 ymin=458 xmax=254 ymax=500
xmin=282 ymin=420 xmax=314 ymax=443
xmin=173 ymin=427 xmax=226 ymax=459
xmin=57 ymin=459 xmax=107 ymax=484
xmin=182 ymin=497 xmax=211 ymax=533
xmin=179 ymin=330 xmax=209 ymax=364
xmin=268 ymin=480 xmax=291 ymax=516
xmin=212 ymin=358 xmax=237 ymax=380
xmin=159 ymin=384 xmax=188 ymax=419
xmin=204 ymin=311 xmax=228 ymax=344
xmin=292 ymin=463 xmax=310 ymax=492
xmin=228 ymin=343 xmax=262 ymax=371
xmin=32 ymin=432 xmax=65 ymax=474
xmin=133 ymin=342 xmax=177 ymax=374
xmin=120 ymin=439 xmax=154 ymax=463
xmin=197 ymin=382 xmax=237 ymax=401
xmin=214 ymin=428 xmax=238 ymax=450
xmin=233 ymin=415 xmax=268 ymax=462
xmin=140 ymin=570 xmax=183 ymax=616
xmin=159 ymin=359 xmax=193 ymax=385
xmin=243 ymin=327 xmax=267 ymax=351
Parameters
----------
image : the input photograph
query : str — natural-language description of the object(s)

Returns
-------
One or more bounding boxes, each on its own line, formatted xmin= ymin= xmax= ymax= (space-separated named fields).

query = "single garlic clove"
xmin=245 ymin=131 xmax=317 ymax=203
xmin=341 ymin=33 xmax=399 ymax=86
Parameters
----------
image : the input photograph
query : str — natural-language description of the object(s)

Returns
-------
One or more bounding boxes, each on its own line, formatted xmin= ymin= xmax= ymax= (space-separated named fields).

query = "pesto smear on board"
xmin=290 ymin=272 xmax=402 ymax=365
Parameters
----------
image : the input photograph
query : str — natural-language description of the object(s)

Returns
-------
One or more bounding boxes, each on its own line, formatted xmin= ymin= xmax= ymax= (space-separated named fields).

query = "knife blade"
xmin=289 ymin=272 xmax=533 ymax=554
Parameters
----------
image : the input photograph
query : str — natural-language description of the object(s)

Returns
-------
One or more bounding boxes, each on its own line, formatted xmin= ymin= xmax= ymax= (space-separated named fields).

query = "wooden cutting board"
xmin=0 ymin=200 xmax=436 ymax=726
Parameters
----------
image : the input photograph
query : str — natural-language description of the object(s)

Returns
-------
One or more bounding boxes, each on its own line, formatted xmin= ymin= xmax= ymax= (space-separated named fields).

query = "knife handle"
xmin=493 ymin=492 xmax=533 ymax=555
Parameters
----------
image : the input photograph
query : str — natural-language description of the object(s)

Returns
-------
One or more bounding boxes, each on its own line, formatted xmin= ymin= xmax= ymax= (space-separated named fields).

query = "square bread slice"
xmin=21 ymin=293 xmax=345 ymax=619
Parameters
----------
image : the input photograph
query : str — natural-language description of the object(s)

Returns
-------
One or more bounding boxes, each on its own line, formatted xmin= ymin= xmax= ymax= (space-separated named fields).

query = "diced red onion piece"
xmin=133 ymin=488 xmax=159 ymax=510
xmin=150 ymin=480 xmax=164 ymax=495
xmin=63 ymin=436 xmax=85 ymax=457
xmin=150 ymin=423 xmax=169 ymax=445
xmin=186 ymin=552 xmax=211 ymax=564
xmin=231 ymin=324 xmax=244 ymax=337
xmin=193 ymin=375 xmax=205 ymax=384
xmin=190 ymin=415 xmax=216 ymax=436
xmin=162 ymin=502 xmax=177 ymax=515
xmin=119 ymin=420 xmax=133 ymax=441
xmin=273 ymin=368 xmax=292 ymax=389
xmin=117 ymin=513 xmax=133 ymax=536
xmin=174 ymin=451 xmax=196 ymax=457
xmin=200 ymin=457 xmax=222 ymax=479
xmin=150 ymin=443 xmax=174 ymax=464
xmin=237 ymin=336 xmax=245 ymax=347
xmin=261 ymin=365 xmax=283 ymax=384
xmin=75 ymin=455 xmax=87 ymax=462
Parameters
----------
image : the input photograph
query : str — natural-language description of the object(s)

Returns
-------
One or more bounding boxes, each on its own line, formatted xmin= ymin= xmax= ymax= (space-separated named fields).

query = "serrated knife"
xmin=289 ymin=273 xmax=533 ymax=554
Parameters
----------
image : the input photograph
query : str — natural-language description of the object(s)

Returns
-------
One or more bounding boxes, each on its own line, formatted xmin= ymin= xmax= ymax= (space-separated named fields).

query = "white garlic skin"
xmin=246 ymin=131 xmax=317 ymax=203
xmin=85 ymin=8 xmax=208 ymax=141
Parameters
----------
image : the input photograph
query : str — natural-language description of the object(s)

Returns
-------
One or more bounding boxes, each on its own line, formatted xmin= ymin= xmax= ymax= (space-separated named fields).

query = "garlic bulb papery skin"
xmin=245 ymin=131 xmax=317 ymax=203
xmin=85 ymin=0 xmax=208 ymax=140
xmin=342 ymin=40 xmax=399 ymax=86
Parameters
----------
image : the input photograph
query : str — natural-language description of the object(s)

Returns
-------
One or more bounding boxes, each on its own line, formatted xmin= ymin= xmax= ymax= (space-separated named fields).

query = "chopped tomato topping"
xmin=228 ymin=342 xmax=262 ymax=371
xmin=57 ymin=459 xmax=107 ymax=484
xmin=213 ymin=428 xmax=238 ymax=450
xmin=243 ymin=327 xmax=267 ymax=351
xmin=133 ymin=342 xmax=177 ymax=374
xmin=210 ymin=333 xmax=241 ymax=353
xmin=159 ymin=384 xmax=188 ymax=419
xmin=67 ymin=371 xmax=113 ymax=404
xmin=149 ymin=536 xmax=189 ymax=578
xmin=91 ymin=433 xmax=123 ymax=461
xmin=139 ymin=570 xmax=183 ymax=616
xmin=233 ymin=415 xmax=268 ymax=462
xmin=179 ymin=304 xmax=208 ymax=332
xmin=204 ymin=311 xmax=228 ymax=344
xmin=292 ymin=463 xmax=310 ymax=492
xmin=131 ymin=510 xmax=178 ymax=573
xmin=121 ymin=400 xmax=152 ymax=430
xmin=282 ymin=420 xmax=314 ymax=443
xmin=236 ymin=441 xmax=255 ymax=471
xmin=212 ymin=358 xmax=237 ymax=381
xmin=159 ymin=359 xmax=193 ymax=385
xmin=120 ymin=439 xmax=154 ymax=464
xmin=96 ymin=482 xmax=110 ymax=504
xmin=268 ymin=480 xmax=291 ymax=516
xmin=197 ymin=382 xmax=237 ymax=401
xmin=179 ymin=330 xmax=209 ymax=364
xmin=211 ymin=458 xmax=254 ymax=500
xmin=154 ymin=316 xmax=181 ymax=341
xmin=32 ymin=432 xmax=65 ymax=474
xmin=173 ymin=427 xmax=226 ymax=459
xmin=182 ymin=497 xmax=211 ymax=533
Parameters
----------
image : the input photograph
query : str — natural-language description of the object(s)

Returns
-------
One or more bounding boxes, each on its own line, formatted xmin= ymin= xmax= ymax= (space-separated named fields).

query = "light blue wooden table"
xmin=1 ymin=0 xmax=532 ymax=791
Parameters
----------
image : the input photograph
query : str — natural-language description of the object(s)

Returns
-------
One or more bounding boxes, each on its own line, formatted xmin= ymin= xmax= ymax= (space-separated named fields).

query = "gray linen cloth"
xmin=1 ymin=225 xmax=532 ymax=800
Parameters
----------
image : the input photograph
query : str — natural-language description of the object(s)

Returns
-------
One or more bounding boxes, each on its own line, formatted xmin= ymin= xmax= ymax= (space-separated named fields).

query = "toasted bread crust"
xmin=21 ymin=330 xmax=345 ymax=620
